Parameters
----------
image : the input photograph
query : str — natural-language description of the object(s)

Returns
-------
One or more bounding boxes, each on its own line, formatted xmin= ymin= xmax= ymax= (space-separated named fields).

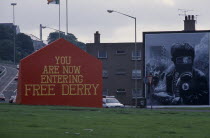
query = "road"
xmin=0 ymin=64 xmax=18 ymax=102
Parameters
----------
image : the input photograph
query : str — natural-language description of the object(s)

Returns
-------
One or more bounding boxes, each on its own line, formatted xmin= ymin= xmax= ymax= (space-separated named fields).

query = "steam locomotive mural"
xmin=144 ymin=31 xmax=210 ymax=105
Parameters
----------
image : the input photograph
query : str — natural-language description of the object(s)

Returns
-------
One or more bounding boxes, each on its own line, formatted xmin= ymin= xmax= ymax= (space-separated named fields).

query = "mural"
xmin=144 ymin=31 xmax=210 ymax=105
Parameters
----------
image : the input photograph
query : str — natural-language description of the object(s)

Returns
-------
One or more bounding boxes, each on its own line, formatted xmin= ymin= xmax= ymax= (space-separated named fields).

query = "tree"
xmin=0 ymin=25 xmax=13 ymax=40
xmin=0 ymin=24 xmax=35 ymax=63
xmin=0 ymin=40 xmax=13 ymax=61
xmin=0 ymin=24 xmax=14 ymax=62
xmin=47 ymin=32 xmax=86 ymax=51
xmin=16 ymin=33 xmax=34 ymax=62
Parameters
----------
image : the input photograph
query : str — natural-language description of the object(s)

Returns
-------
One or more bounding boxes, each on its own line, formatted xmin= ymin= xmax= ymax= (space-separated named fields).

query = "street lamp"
xmin=41 ymin=25 xmax=64 ymax=33
xmin=11 ymin=3 xmax=17 ymax=65
xmin=66 ymin=0 xmax=69 ymax=34
xmin=40 ymin=24 xmax=65 ymax=42
xmin=107 ymin=10 xmax=138 ymax=107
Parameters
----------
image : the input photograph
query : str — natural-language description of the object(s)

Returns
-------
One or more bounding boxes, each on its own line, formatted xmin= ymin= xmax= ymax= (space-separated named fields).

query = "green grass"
xmin=1 ymin=104 xmax=210 ymax=138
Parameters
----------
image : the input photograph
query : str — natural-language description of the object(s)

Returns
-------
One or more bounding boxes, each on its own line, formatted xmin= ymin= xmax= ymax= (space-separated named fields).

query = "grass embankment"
xmin=1 ymin=104 xmax=210 ymax=138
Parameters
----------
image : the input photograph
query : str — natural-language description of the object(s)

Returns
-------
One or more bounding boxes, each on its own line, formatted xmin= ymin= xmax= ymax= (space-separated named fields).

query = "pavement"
xmin=147 ymin=105 xmax=210 ymax=108
xmin=124 ymin=105 xmax=210 ymax=112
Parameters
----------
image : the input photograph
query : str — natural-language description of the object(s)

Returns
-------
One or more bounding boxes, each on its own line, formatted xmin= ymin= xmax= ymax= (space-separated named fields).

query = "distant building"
xmin=86 ymin=31 xmax=144 ymax=105
xmin=0 ymin=23 xmax=20 ymax=34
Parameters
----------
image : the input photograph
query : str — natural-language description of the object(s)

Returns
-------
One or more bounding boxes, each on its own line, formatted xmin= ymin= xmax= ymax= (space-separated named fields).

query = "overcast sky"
xmin=1 ymin=0 xmax=210 ymax=43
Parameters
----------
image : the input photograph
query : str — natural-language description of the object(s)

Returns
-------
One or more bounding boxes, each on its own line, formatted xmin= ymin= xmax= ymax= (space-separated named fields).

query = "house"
xmin=86 ymin=31 xmax=145 ymax=105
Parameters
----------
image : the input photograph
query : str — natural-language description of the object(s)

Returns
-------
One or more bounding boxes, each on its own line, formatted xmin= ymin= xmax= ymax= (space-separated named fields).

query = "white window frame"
xmin=103 ymin=70 xmax=108 ymax=78
xmin=103 ymin=89 xmax=109 ymax=96
xmin=132 ymin=89 xmax=141 ymax=98
xmin=116 ymin=69 xmax=126 ymax=75
xmin=116 ymin=88 xmax=126 ymax=93
xmin=98 ymin=50 xmax=107 ymax=58
xmin=116 ymin=50 xmax=126 ymax=55
xmin=132 ymin=50 xmax=141 ymax=60
xmin=132 ymin=69 xmax=141 ymax=79
xmin=116 ymin=71 xmax=126 ymax=75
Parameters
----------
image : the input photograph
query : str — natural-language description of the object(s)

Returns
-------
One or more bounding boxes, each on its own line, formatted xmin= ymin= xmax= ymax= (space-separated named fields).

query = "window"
xmin=116 ymin=50 xmax=126 ymax=55
xmin=116 ymin=71 xmax=126 ymax=75
xmin=103 ymin=89 xmax=109 ymax=96
xmin=132 ymin=69 xmax=141 ymax=79
xmin=98 ymin=50 xmax=107 ymax=58
xmin=103 ymin=70 xmax=108 ymax=78
xmin=116 ymin=88 xmax=126 ymax=93
xmin=132 ymin=50 xmax=141 ymax=60
xmin=115 ymin=69 xmax=126 ymax=75
xmin=132 ymin=89 xmax=141 ymax=98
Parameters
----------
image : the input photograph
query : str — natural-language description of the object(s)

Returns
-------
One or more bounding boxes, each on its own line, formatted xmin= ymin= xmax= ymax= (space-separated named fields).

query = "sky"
xmin=1 ymin=0 xmax=210 ymax=43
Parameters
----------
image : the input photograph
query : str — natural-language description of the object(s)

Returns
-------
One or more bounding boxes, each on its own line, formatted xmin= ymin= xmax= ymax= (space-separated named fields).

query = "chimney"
xmin=184 ymin=15 xmax=196 ymax=31
xmin=94 ymin=31 xmax=100 ymax=44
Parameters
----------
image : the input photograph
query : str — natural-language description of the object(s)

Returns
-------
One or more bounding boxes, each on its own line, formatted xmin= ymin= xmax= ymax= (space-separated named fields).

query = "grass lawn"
xmin=0 ymin=104 xmax=210 ymax=138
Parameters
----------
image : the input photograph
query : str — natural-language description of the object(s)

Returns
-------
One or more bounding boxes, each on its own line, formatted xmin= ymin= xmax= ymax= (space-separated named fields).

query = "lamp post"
xmin=107 ymin=10 xmax=138 ymax=107
xmin=66 ymin=0 xmax=69 ymax=34
xmin=40 ymin=25 xmax=65 ymax=42
xmin=41 ymin=25 xmax=63 ymax=32
xmin=11 ymin=3 xmax=17 ymax=65
xmin=40 ymin=24 xmax=43 ymax=41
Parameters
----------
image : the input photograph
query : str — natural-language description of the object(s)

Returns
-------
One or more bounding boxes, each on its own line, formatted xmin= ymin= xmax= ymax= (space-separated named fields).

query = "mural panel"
xmin=144 ymin=31 xmax=210 ymax=105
